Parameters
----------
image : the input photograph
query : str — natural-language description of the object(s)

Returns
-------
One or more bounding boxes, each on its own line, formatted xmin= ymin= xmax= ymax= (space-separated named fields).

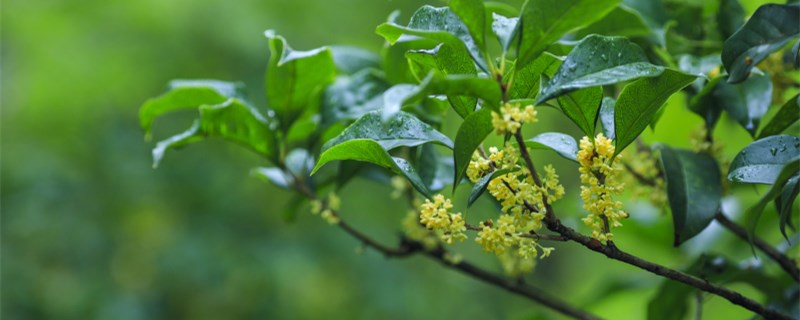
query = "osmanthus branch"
xmin=622 ymin=160 xmax=800 ymax=282
xmin=511 ymin=131 xmax=793 ymax=320
xmin=289 ymin=180 xmax=600 ymax=320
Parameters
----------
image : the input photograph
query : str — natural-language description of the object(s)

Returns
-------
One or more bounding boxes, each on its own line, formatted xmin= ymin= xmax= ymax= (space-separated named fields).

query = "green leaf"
xmin=329 ymin=46 xmax=381 ymax=75
xmin=322 ymin=69 xmax=390 ymax=126
xmin=537 ymin=35 xmax=664 ymax=105
xmin=614 ymin=69 xmax=697 ymax=155
xmin=453 ymin=108 xmax=494 ymax=190
xmin=758 ymin=94 xmax=800 ymax=139
xmin=777 ymin=175 xmax=799 ymax=237
xmin=265 ymin=31 xmax=336 ymax=128
xmin=152 ymin=99 xmax=278 ymax=167
xmin=573 ymin=5 xmax=651 ymax=39
xmin=311 ymin=139 xmax=431 ymax=197
xmin=382 ymin=73 xmax=501 ymax=120
xmin=525 ymin=132 xmax=579 ymax=162
xmin=517 ymin=0 xmax=620 ymax=67
xmin=376 ymin=6 xmax=487 ymax=72
xmin=140 ymin=80 xmax=245 ymax=138
xmin=599 ymin=97 xmax=616 ymax=140
xmin=555 ymin=86 xmax=603 ymax=137
xmin=406 ymin=43 xmax=478 ymax=118
xmin=716 ymin=0 xmax=745 ymax=41
xmin=728 ymin=135 xmax=800 ymax=184
xmin=468 ymin=168 xmax=515 ymax=207
xmin=659 ymin=147 xmax=722 ymax=246
xmin=449 ymin=0 xmax=487 ymax=54
xmin=252 ymin=167 xmax=293 ymax=189
xmin=418 ymin=144 xmax=454 ymax=192
xmin=322 ymin=111 xmax=453 ymax=152
xmin=747 ymin=157 xmax=800 ymax=241
xmin=688 ymin=77 xmax=725 ymax=130
xmin=721 ymin=4 xmax=800 ymax=84
xmin=491 ymin=13 xmax=518 ymax=52
xmin=510 ymin=52 xmax=561 ymax=100
xmin=716 ymin=72 xmax=773 ymax=137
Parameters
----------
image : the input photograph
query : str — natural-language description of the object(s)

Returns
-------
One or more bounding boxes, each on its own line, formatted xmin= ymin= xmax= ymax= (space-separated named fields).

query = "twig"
xmin=715 ymin=212 xmax=799 ymax=282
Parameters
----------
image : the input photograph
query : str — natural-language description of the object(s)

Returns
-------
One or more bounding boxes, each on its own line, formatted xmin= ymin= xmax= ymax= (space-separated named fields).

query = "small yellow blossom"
xmin=327 ymin=193 xmax=341 ymax=211
xmin=419 ymin=194 xmax=467 ymax=244
xmin=320 ymin=209 xmax=340 ymax=225
xmin=476 ymin=215 xmax=516 ymax=255
xmin=390 ymin=176 xmax=407 ymax=199
xmin=466 ymin=151 xmax=492 ymax=183
xmin=401 ymin=210 xmax=438 ymax=250
xmin=309 ymin=200 xmax=323 ymax=215
xmin=578 ymin=133 xmax=628 ymax=242
xmin=491 ymin=103 xmax=538 ymax=134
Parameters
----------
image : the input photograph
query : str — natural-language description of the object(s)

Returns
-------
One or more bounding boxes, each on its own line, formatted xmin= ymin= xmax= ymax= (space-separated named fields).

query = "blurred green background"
xmin=2 ymin=0 xmax=793 ymax=319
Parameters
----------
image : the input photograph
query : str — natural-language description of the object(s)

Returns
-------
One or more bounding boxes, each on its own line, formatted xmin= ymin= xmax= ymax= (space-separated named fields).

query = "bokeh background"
xmin=2 ymin=0 xmax=793 ymax=319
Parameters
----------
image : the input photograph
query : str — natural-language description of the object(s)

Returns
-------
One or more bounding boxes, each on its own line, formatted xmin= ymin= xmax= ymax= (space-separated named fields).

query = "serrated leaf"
xmin=376 ymin=6 xmax=487 ymax=72
xmin=728 ymin=135 xmax=800 ymax=184
xmin=322 ymin=69 xmax=390 ymax=126
xmin=329 ymin=46 xmax=381 ymax=75
xmin=537 ymin=35 xmax=664 ymax=105
xmin=311 ymin=139 xmax=431 ymax=197
xmin=659 ymin=147 xmax=722 ymax=246
xmin=721 ymin=4 xmax=800 ymax=84
xmin=453 ymin=108 xmax=494 ymax=190
xmin=151 ymin=99 xmax=278 ymax=167
xmin=468 ymin=168 xmax=515 ymax=207
xmin=517 ymin=0 xmax=620 ymax=67
xmin=614 ymin=69 xmax=697 ymax=155
xmin=450 ymin=0 xmax=487 ymax=53
xmin=140 ymin=80 xmax=245 ymax=138
xmin=758 ymin=94 xmax=799 ymax=139
xmin=716 ymin=72 xmax=773 ymax=137
xmin=599 ymin=97 xmax=616 ymax=140
xmin=556 ymin=86 xmax=603 ymax=137
xmin=265 ymin=31 xmax=336 ymax=128
xmin=525 ymin=132 xmax=579 ymax=162
xmin=573 ymin=5 xmax=651 ymax=39
xmin=322 ymin=111 xmax=453 ymax=152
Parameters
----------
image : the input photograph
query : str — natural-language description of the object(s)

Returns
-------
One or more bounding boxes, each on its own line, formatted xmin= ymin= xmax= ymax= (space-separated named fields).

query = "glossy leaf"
xmin=716 ymin=72 xmax=773 ymax=137
xmin=491 ymin=13 xmax=518 ymax=52
xmin=721 ymin=4 xmax=800 ymax=83
xmin=329 ymin=46 xmax=381 ymax=75
xmin=311 ymin=139 xmax=431 ymax=197
xmin=556 ymin=86 xmax=603 ymax=137
xmin=777 ymin=175 xmax=800 ymax=237
xmin=376 ymin=6 xmax=487 ymax=71
xmin=517 ymin=0 xmax=620 ymax=67
xmin=758 ymin=94 xmax=799 ymax=139
xmin=252 ymin=167 xmax=292 ymax=189
xmin=322 ymin=69 xmax=390 ymax=125
xmin=510 ymin=52 xmax=561 ymax=100
xmin=728 ymin=135 xmax=800 ymax=184
xmin=599 ymin=97 xmax=616 ymax=140
xmin=449 ymin=0 xmax=487 ymax=53
xmin=265 ymin=31 xmax=336 ymax=127
xmin=688 ymin=77 xmax=725 ymax=130
xmin=140 ymin=80 xmax=244 ymax=138
xmin=152 ymin=99 xmax=277 ymax=167
xmin=382 ymin=73 xmax=501 ymax=120
xmin=659 ymin=147 xmax=722 ymax=246
xmin=406 ymin=43 xmax=477 ymax=118
xmin=468 ymin=168 xmax=515 ymax=207
xmin=614 ymin=69 xmax=697 ymax=155
xmin=453 ymin=108 xmax=494 ymax=190
xmin=525 ymin=132 xmax=579 ymax=162
xmin=747 ymin=157 xmax=800 ymax=241
xmin=418 ymin=144 xmax=454 ymax=192
xmin=537 ymin=35 xmax=664 ymax=105
xmin=322 ymin=111 xmax=453 ymax=152
xmin=573 ymin=5 xmax=651 ymax=39
xmin=716 ymin=0 xmax=745 ymax=41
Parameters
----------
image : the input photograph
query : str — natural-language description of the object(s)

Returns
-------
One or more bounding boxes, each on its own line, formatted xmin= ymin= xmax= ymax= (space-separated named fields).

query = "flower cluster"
xmin=578 ymin=134 xmax=628 ymax=242
xmin=310 ymin=193 xmax=341 ymax=225
xmin=491 ymin=102 xmax=537 ymax=134
xmin=401 ymin=210 xmax=438 ymax=250
xmin=621 ymin=148 xmax=667 ymax=208
xmin=419 ymin=194 xmax=467 ymax=244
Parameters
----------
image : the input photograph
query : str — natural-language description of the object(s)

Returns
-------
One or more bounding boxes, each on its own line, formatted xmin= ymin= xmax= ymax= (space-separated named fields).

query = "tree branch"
xmin=714 ymin=212 xmax=799 ymax=282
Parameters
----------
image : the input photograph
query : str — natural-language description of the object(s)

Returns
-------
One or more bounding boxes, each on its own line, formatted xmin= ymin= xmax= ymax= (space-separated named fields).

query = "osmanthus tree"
xmin=140 ymin=0 xmax=799 ymax=319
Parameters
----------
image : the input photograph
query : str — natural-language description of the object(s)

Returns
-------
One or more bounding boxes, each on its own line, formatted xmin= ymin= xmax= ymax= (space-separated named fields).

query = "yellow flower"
xmin=578 ymin=133 xmax=628 ymax=242
xmin=418 ymin=194 xmax=467 ymax=244
xmin=401 ymin=210 xmax=438 ymax=250
xmin=491 ymin=103 xmax=538 ymax=134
